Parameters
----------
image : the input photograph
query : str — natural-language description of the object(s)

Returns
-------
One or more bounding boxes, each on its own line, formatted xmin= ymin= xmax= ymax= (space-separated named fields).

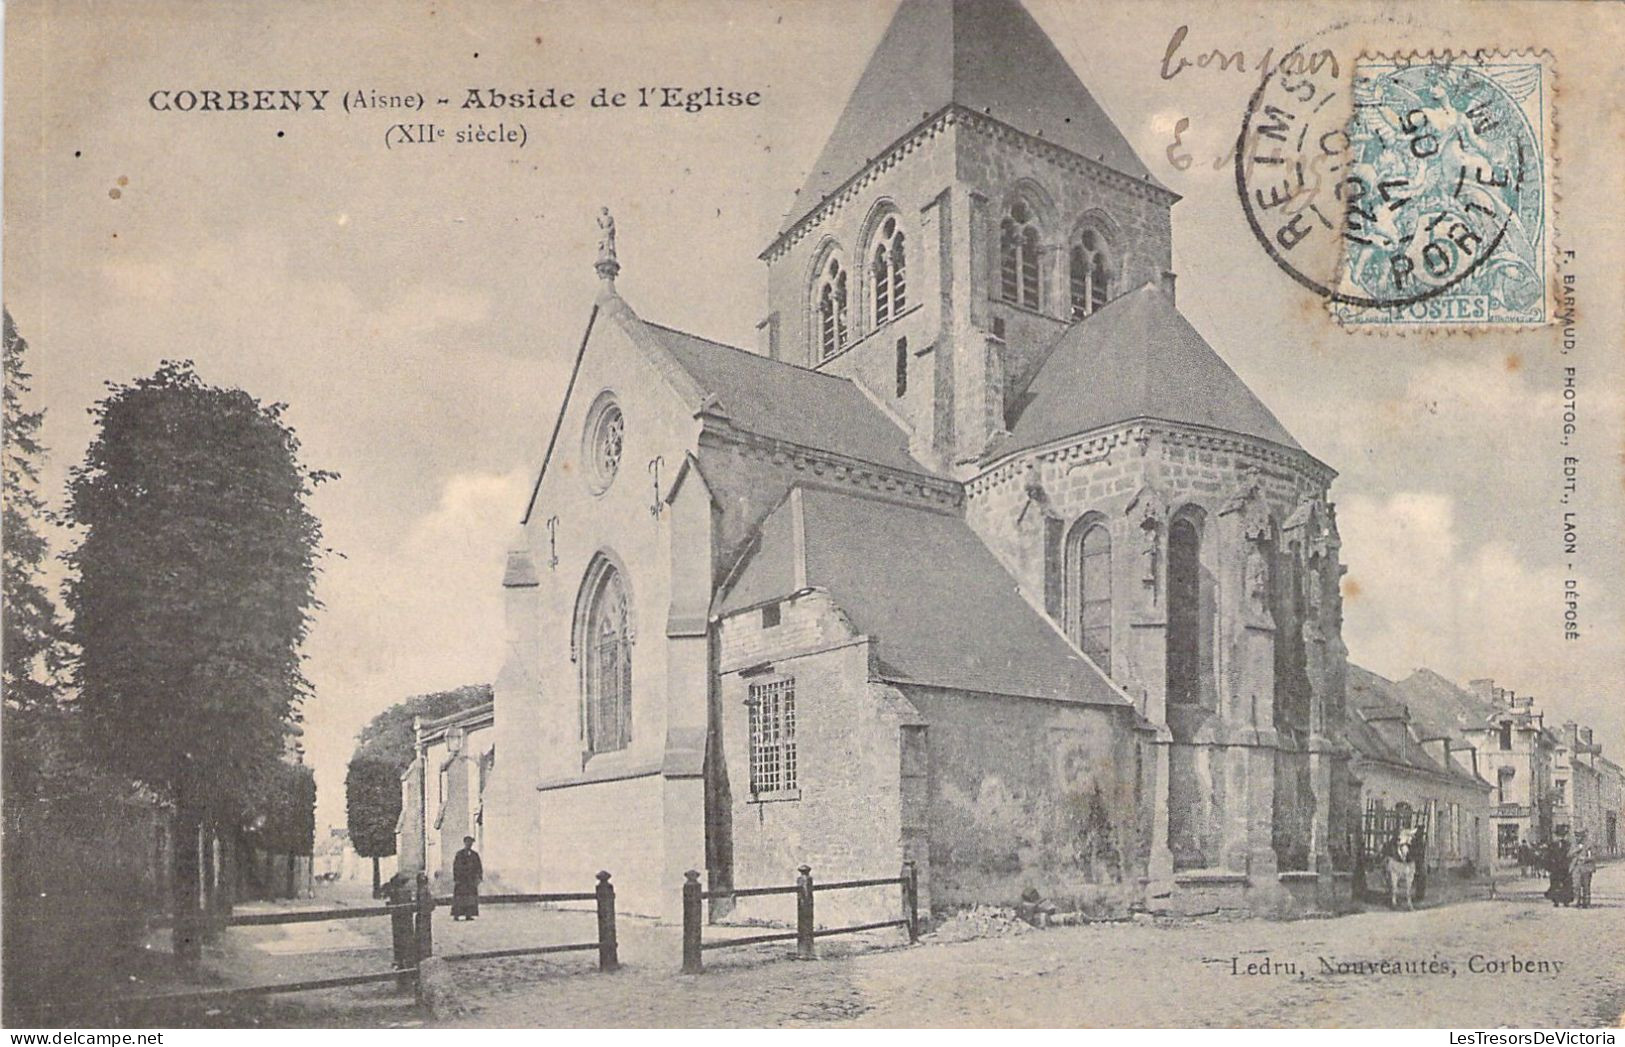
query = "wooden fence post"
xmin=681 ymin=870 xmax=703 ymax=973
xmin=595 ymin=870 xmax=620 ymax=972
xmin=388 ymin=876 xmax=415 ymax=991
xmin=902 ymin=860 xmax=919 ymax=943
xmin=414 ymin=871 xmax=434 ymax=966
xmin=795 ymin=864 xmax=815 ymax=960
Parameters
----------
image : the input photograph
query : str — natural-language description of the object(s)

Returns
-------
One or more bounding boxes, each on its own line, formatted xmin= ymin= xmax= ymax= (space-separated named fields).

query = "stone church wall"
xmin=904 ymin=685 xmax=1146 ymax=915
xmin=715 ymin=592 xmax=915 ymax=927
xmin=536 ymin=775 xmax=667 ymax=917
xmin=958 ymin=118 xmax=1175 ymax=399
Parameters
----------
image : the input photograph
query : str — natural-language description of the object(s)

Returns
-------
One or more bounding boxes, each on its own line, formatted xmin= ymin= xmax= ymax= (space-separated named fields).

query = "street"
xmin=142 ymin=862 xmax=1625 ymax=1028
xmin=445 ymin=863 xmax=1625 ymax=1028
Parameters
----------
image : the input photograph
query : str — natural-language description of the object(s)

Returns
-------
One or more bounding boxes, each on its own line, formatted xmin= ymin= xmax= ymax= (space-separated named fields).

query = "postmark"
xmin=1236 ymin=45 xmax=1554 ymax=329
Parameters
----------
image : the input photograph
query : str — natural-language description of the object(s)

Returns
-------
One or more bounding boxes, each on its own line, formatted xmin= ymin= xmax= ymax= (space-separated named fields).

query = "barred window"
xmin=748 ymin=678 xmax=797 ymax=797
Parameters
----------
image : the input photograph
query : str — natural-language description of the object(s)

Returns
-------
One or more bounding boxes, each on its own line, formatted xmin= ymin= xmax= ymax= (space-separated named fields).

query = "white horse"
xmin=1383 ymin=827 xmax=1420 ymax=910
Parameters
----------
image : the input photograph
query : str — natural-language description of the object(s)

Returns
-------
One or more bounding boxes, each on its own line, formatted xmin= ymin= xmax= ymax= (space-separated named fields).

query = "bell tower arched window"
xmin=1065 ymin=517 xmax=1113 ymax=674
xmin=1000 ymin=201 xmax=1041 ymax=309
xmin=580 ymin=559 xmax=632 ymax=754
xmin=815 ymin=256 xmax=849 ymax=361
xmin=871 ymin=216 xmax=907 ymax=326
xmin=1069 ymin=230 xmax=1111 ymax=319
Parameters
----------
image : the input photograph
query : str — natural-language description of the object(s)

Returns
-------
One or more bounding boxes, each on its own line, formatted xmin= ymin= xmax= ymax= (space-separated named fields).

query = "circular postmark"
xmin=1236 ymin=43 xmax=1539 ymax=311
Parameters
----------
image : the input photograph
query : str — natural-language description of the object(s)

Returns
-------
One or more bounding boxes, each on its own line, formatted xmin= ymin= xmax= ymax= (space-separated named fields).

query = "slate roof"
xmin=1387 ymin=668 xmax=1501 ymax=743
xmin=1347 ymin=665 xmax=1487 ymax=787
xmin=718 ymin=485 xmax=1129 ymax=707
xmin=776 ymin=0 xmax=1163 ymax=239
xmin=642 ymin=320 xmax=925 ymax=475
xmin=997 ymin=284 xmax=1306 ymax=460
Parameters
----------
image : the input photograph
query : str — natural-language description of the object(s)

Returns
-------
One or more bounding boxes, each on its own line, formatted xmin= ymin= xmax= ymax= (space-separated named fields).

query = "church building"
xmin=481 ymin=0 xmax=1359 ymax=922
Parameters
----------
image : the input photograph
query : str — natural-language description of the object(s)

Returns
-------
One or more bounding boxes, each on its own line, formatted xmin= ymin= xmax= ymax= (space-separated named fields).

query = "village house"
xmin=1552 ymin=722 xmax=1605 ymax=849
xmin=1598 ymin=756 xmax=1624 ymax=858
xmin=1465 ymin=680 xmax=1559 ymax=863
xmin=397 ymin=701 xmax=495 ymax=888
xmin=477 ymin=0 xmax=1365 ymax=924
xmin=1344 ymin=667 xmax=1492 ymax=874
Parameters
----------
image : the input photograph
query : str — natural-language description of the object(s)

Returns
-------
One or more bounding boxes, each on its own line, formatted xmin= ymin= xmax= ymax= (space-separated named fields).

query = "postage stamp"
xmin=1237 ymin=47 xmax=1555 ymax=330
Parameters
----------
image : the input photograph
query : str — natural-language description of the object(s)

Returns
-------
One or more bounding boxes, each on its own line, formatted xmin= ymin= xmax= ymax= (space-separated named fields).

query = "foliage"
xmin=343 ymin=683 xmax=490 ymax=860
xmin=249 ymin=761 xmax=317 ymax=856
xmin=61 ymin=360 xmax=331 ymax=816
xmin=345 ymin=755 xmax=401 ymax=859
xmin=2 ymin=310 xmax=63 ymax=713
xmin=354 ymin=684 xmax=492 ymax=767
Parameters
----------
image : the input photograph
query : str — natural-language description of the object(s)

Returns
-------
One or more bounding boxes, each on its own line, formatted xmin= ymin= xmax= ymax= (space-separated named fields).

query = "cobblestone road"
xmin=450 ymin=862 xmax=1625 ymax=1028
xmin=144 ymin=863 xmax=1625 ymax=1028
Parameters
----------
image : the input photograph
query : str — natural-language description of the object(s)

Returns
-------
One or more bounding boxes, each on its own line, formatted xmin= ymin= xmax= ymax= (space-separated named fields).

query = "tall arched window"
xmin=581 ymin=561 xmax=632 ymax=754
xmin=1166 ymin=510 xmax=1214 ymax=709
xmin=1066 ymin=517 xmax=1113 ymax=674
xmin=1069 ymin=230 xmax=1111 ymax=319
xmin=815 ymin=256 xmax=849 ymax=361
xmin=871 ymin=216 xmax=907 ymax=325
xmin=1000 ymin=201 xmax=1041 ymax=309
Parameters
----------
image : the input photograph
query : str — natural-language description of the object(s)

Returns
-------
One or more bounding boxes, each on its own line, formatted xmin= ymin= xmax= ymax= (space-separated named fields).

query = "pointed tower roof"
xmin=999 ymin=284 xmax=1309 ymax=460
xmin=776 ymin=0 xmax=1162 ymax=239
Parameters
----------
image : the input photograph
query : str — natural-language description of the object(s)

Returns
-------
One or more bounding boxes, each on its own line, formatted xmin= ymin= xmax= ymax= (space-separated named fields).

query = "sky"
xmin=6 ymin=0 xmax=1622 ymax=832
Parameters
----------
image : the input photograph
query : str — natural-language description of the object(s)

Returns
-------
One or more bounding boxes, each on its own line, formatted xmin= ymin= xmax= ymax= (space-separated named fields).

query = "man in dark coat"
xmin=452 ymin=836 xmax=482 ymax=920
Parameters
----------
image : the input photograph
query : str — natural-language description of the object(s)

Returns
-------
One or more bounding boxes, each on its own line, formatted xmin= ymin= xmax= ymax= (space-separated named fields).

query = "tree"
xmin=344 ymin=684 xmax=489 ymax=893
xmin=345 ymin=756 xmax=401 ymax=895
xmin=2 ymin=311 xmax=62 ymax=714
xmin=62 ymin=361 xmax=330 ymax=959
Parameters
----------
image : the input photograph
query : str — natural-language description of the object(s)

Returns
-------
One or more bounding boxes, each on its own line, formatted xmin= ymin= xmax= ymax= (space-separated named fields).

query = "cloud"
xmin=301 ymin=468 xmax=530 ymax=828
xmin=1338 ymin=491 xmax=1624 ymax=746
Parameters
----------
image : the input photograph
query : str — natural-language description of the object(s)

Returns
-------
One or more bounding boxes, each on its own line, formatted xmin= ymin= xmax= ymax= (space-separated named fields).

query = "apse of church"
xmin=489 ymin=0 xmax=1358 ymax=923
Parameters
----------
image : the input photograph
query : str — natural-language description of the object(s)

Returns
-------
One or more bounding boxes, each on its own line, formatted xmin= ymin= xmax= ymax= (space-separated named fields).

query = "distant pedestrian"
xmin=452 ymin=836 xmax=483 ymax=920
xmin=1570 ymin=832 xmax=1595 ymax=909
xmin=1517 ymin=841 xmax=1535 ymax=878
xmin=1544 ymin=831 xmax=1573 ymax=907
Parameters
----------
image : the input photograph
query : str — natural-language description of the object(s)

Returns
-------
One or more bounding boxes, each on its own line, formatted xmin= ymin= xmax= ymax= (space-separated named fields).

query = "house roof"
xmin=1386 ymin=668 xmax=1501 ymax=743
xmin=645 ymin=320 xmax=925 ymax=475
xmin=997 ymin=283 xmax=1307 ymax=461
xmin=775 ymin=0 xmax=1163 ymax=240
xmin=718 ymin=484 xmax=1130 ymax=707
xmin=1347 ymin=665 xmax=1486 ymax=787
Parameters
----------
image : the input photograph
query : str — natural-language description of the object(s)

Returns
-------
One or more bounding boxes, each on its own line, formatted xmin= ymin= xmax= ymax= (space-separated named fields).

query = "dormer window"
xmin=1070 ymin=230 xmax=1111 ymax=319
xmin=871 ymin=216 xmax=907 ymax=325
xmin=816 ymin=257 xmax=849 ymax=361
xmin=1000 ymin=201 xmax=1041 ymax=309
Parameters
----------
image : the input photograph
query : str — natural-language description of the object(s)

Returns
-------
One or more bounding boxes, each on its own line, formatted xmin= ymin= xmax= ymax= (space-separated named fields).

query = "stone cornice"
xmin=698 ymin=424 xmax=963 ymax=511
xmin=763 ymin=108 xmax=955 ymax=264
xmin=955 ymin=109 xmax=1180 ymax=208
xmin=966 ymin=419 xmax=1337 ymax=500
xmin=762 ymin=104 xmax=1181 ymax=265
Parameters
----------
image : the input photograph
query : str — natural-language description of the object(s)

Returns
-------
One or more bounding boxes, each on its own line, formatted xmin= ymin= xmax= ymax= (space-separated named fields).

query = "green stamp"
xmin=1331 ymin=57 xmax=1550 ymax=327
xmin=1238 ymin=47 xmax=1553 ymax=329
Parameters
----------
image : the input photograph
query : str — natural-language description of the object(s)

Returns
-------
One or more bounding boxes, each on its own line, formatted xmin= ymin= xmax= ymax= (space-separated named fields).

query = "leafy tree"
xmin=345 ymin=756 xmax=401 ymax=895
xmin=62 ymin=360 xmax=330 ymax=958
xmin=344 ymin=684 xmax=488 ymax=893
